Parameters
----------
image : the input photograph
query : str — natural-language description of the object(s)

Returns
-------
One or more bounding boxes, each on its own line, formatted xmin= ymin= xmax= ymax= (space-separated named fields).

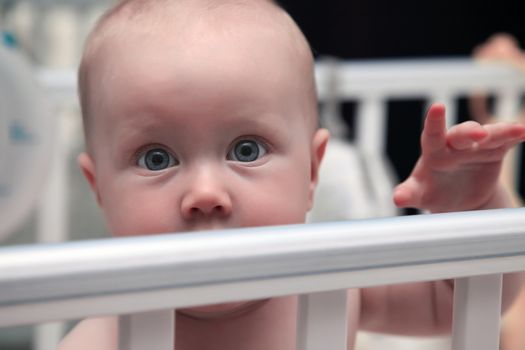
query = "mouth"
xmin=177 ymin=299 xmax=270 ymax=320
xmin=184 ymin=222 xmax=235 ymax=232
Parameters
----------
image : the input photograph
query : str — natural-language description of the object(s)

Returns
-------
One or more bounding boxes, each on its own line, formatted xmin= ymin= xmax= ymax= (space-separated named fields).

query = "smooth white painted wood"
xmin=297 ymin=290 xmax=348 ymax=350
xmin=119 ymin=310 xmax=174 ymax=350
xmin=452 ymin=274 xmax=502 ymax=350
xmin=34 ymin=323 xmax=65 ymax=350
xmin=429 ymin=92 xmax=455 ymax=127
xmin=356 ymin=97 xmax=398 ymax=217
xmin=34 ymin=110 xmax=73 ymax=350
xmin=356 ymin=97 xmax=385 ymax=154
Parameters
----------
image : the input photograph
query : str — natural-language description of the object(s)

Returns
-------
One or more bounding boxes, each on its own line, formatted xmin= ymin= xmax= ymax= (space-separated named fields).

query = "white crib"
xmin=0 ymin=58 xmax=524 ymax=350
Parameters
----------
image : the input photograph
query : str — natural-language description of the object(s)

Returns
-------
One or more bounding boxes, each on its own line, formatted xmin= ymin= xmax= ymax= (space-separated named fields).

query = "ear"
xmin=308 ymin=128 xmax=330 ymax=210
xmin=77 ymin=152 xmax=103 ymax=207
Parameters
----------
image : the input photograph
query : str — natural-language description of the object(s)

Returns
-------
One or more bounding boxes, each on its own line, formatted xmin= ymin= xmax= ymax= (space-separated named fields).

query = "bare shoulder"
xmin=59 ymin=316 xmax=118 ymax=350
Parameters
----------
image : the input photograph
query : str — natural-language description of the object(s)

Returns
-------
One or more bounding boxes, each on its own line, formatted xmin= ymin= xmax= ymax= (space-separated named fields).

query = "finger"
xmin=421 ymin=103 xmax=447 ymax=155
xmin=479 ymin=123 xmax=525 ymax=149
xmin=446 ymin=121 xmax=487 ymax=150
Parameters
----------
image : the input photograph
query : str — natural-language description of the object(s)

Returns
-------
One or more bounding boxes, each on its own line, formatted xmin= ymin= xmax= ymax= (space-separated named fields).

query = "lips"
xmin=183 ymin=220 xmax=237 ymax=232
xmin=177 ymin=299 xmax=270 ymax=320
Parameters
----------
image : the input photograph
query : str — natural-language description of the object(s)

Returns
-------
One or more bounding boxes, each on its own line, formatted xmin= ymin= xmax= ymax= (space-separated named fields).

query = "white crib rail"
xmin=38 ymin=58 xmax=525 ymax=112
xmin=315 ymin=59 xmax=525 ymax=99
xmin=1 ymin=208 xmax=525 ymax=350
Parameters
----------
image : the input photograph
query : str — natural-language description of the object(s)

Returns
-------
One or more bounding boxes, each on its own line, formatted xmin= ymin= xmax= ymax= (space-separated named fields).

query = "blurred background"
xmin=279 ymin=0 xmax=525 ymax=200
xmin=1 ymin=2 xmax=110 ymax=349
xmin=1 ymin=0 xmax=525 ymax=349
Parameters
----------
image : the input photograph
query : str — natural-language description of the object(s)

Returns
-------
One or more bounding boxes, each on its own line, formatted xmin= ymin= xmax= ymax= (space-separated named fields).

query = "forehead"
xmin=88 ymin=9 xmax=316 ymax=133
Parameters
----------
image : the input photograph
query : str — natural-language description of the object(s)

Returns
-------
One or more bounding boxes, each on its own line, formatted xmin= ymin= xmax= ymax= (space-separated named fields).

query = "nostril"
xmin=182 ymin=191 xmax=232 ymax=220
xmin=188 ymin=205 xmax=226 ymax=217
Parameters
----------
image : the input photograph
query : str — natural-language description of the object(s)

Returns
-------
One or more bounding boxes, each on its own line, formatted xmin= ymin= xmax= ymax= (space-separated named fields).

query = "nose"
xmin=180 ymin=167 xmax=232 ymax=221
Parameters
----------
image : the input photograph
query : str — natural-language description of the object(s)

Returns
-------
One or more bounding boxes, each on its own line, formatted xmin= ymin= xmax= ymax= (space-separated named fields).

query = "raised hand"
xmin=473 ymin=33 xmax=525 ymax=68
xmin=393 ymin=103 xmax=525 ymax=213
xmin=470 ymin=33 xmax=525 ymax=124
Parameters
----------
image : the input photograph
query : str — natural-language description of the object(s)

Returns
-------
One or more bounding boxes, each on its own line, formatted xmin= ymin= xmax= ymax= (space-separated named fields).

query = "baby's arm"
xmin=59 ymin=317 xmax=117 ymax=350
xmin=360 ymin=104 xmax=525 ymax=334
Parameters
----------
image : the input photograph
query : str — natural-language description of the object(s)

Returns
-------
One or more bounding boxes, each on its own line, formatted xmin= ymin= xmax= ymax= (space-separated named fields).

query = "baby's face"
xmin=80 ymin=19 xmax=328 ymax=237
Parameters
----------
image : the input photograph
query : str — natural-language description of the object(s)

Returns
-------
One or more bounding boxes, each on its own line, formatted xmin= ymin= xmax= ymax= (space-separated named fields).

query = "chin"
xmin=178 ymin=300 xmax=268 ymax=320
xmin=181 ymin=301 xmax=249 ymax=313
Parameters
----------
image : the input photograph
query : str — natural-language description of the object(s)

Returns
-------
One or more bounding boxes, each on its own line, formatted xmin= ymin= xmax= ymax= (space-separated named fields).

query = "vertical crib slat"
xmin=356 ymin=96 xmax=386 ymax=155
xmin=494 ymin=89 xmax=521 ymax=122
xmin=297 ymin=290 xmax=348 ymax=350
xmin=494 ymin=90 xmax=523 ymax=206
xmin=34 ymin=322 xmax=65 ymax=350
xmin=355 ymin=97 xmax=398 ymax=217
xmin=451 ymin=274 xmax=502 ymax=350
xmin=34 ymin=102 xmax=76 ymax=350
xmin=429 ymin=92 xmax=455 ymax=127
xmin=119 ymin=310 xmax=174 ymax=350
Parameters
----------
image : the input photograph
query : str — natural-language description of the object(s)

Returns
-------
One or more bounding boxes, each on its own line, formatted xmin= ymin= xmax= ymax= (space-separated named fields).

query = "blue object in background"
xmin=2 ymin=31 xmax=18 ymax=48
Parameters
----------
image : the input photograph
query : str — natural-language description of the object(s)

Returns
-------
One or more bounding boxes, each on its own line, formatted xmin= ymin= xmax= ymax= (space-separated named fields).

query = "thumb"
xmin=393 ymin=177 xmax=422 ymax=208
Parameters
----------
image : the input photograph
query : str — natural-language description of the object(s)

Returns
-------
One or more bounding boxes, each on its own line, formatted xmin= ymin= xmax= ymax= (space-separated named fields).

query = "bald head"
xmin=78 ymin=0 xmax=317 ymax=152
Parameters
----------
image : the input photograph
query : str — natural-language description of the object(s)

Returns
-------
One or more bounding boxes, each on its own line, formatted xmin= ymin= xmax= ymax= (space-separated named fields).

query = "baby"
xmin=60 ymin=0 xmax=525 ymax=349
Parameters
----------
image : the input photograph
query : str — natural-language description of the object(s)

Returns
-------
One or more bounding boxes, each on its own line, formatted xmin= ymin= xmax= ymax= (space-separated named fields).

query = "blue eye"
xmin=138 ymin=148 xmax=178 ymax=171
xmin=228 ymin=139 xmax=267 ymax=162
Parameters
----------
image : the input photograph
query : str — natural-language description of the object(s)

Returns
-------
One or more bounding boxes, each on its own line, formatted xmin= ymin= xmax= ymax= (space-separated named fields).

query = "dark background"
xmin=279 ymin=0 xmax=525 ymax=59
xmin=278 ymin=0 xmax=525 ymax=206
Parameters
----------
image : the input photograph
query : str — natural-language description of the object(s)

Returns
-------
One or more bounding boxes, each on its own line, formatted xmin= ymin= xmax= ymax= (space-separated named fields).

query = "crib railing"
xmin=1 ymin=208 xmax=525 ymax=349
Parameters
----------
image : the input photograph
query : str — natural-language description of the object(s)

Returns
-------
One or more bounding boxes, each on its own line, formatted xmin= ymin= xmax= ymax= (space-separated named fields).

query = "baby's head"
xmin=78 ymin=0 xmax=329 ymax=236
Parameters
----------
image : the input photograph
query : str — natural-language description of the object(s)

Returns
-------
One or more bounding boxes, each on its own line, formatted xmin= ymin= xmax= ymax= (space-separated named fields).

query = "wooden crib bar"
xmin=452 ymin=274 xmax=503 ymax=350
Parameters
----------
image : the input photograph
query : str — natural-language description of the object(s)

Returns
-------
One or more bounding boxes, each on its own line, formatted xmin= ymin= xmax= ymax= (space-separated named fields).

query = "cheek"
xmin=237 ymin=165 xmax=311 ymax=227
xmin=100 ymin=183 xmax=177 ymax=237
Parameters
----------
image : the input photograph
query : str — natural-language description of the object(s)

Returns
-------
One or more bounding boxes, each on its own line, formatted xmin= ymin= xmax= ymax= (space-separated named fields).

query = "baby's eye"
xmin=137 ymin=148 xmax=178 ymax=171
xmin=228 ymin=139 xmax=267 ymax=162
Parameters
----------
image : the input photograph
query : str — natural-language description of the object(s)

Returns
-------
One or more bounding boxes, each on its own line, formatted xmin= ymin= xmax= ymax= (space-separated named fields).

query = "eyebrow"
xmin=113 ymin=109 xmax=289 ymax=150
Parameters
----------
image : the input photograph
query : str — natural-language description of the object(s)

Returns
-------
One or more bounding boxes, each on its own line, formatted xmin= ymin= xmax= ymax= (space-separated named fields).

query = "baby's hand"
xmin=393 ymin=103 xmax=525 ymax=213
xmin=470 ymin=34 xmax=525 ymax=124
xmin=473 ymin=33 xmax=525 ymax=67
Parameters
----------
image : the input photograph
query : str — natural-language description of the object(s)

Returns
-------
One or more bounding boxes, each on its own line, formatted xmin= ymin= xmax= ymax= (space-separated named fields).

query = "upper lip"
xmin=184 ymin=222 xmax=234 ymax=232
